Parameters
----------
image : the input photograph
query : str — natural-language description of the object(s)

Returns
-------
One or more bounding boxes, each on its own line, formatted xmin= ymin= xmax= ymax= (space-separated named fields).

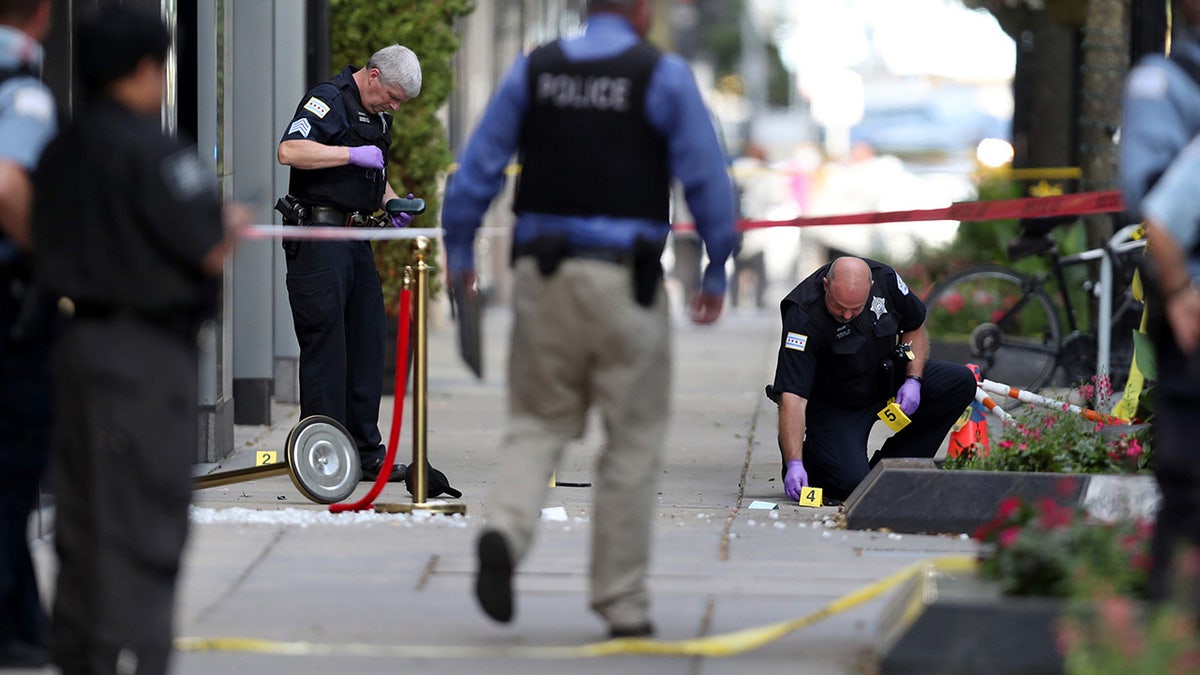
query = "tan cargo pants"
xmin=483 ymin=256 xmax=671 ymax=628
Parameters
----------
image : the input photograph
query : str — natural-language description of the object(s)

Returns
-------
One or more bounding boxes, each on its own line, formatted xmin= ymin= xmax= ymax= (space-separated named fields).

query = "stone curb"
xmin=844 ymin=459 xmax=1160 ymax=535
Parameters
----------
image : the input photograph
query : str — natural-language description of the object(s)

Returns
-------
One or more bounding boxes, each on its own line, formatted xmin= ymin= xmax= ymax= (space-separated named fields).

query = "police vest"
xmin=288 ymin=70 xmax=391 ymax=213
xmin=513 ymin=40 xmax=670 ymax=221
xmin=781 ymin=261 xmax=905 ymax=407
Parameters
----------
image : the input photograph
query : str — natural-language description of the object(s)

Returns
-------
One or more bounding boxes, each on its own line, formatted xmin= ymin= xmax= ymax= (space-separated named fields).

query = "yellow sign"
xmin=877 ymin=400 xmax=911 ymax=432
xmin=798 ymin=487 xmax=823 ymax=508
xmin=255 ymin=451 xmax=278 ymax=466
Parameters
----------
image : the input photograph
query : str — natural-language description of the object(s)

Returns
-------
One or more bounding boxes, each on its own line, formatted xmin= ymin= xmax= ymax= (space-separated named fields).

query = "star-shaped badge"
xmin=871 ymin=296 xmax=887 ymax=320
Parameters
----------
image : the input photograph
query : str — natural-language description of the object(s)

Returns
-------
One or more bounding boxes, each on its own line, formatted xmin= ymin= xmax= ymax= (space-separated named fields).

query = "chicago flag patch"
xmin=785 ymin=332 xmax=808 ymax=352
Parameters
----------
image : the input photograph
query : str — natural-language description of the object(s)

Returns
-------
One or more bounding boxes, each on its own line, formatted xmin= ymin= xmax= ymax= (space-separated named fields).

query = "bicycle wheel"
xmin=923 ymin=265 xmax=1062 ymax=395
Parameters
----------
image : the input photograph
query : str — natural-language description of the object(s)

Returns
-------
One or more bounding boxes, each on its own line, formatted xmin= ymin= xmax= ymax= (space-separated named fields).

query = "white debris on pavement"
xmin=188 ymin=506 xmax=472 ymax=528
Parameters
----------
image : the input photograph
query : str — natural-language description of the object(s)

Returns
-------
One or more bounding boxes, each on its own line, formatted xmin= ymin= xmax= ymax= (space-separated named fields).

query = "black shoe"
xmin=475 ymin=530 xmax=514 ymax=623
xmin=609 ymin=622 xmax=655 ymax=639
xmin=361 ymin=458 xmax=407 ymax=483
xmin=0 ymin=639 xmax=49 ymax=668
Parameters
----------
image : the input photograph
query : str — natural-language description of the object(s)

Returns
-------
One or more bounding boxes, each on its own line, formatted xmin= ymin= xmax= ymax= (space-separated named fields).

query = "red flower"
xmin=1037 ymin=499 xmax=1073 ymax=530
xmin=1055 ymin=476 xmax=1080 ymax=498
xmin=997 ymin=496 xmax=1022 ymax=520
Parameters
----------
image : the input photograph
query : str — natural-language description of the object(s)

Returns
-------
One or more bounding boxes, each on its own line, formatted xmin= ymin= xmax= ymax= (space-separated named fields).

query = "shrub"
xmin=974 ymin=492 xmax=1152 ymax=598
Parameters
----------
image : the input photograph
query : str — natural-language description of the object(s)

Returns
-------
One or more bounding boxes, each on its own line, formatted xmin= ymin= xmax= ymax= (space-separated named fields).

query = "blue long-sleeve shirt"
xmin=1119 ymin=28 xmax=1200 ymax=260
xmin=442 ymin=13 xmax=737 ymax=296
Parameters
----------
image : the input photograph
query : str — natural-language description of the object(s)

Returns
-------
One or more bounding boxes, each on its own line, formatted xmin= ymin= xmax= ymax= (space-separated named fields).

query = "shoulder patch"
xmin=161 ymin=150 xmax=215 ymax=202
xmin=13 ymin=86 xmax=53 ymax=124
xmin=303 ymin=96 xmax=330 ymax=119
xmin=1127 ymin=66 xmax=1169 ymax=100
xmin=895 ymin=272 xmax=910 ymax=295
xmin=287 ymin=118 xmax=312 ymax=138
xmin=785 ymin=332 xmax=808 ymax=352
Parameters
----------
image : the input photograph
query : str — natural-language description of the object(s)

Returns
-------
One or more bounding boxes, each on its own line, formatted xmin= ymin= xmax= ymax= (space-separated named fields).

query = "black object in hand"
xmin=385 ymin=197 xmax=426 ymax=215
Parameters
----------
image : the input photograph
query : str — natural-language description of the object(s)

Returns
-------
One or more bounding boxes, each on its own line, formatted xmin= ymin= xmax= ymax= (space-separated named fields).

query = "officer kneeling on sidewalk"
xmin=766 ymin=257 xmax=976 ymax=503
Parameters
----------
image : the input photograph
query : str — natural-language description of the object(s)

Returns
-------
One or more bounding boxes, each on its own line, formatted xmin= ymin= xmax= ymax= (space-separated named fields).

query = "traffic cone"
xmin=948 ymin=363 xmax=991 ymax=458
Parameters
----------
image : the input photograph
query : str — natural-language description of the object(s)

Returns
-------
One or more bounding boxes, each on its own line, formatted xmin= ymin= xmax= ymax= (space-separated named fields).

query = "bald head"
xmin=823 ymin=257 xmax=872 ymax=323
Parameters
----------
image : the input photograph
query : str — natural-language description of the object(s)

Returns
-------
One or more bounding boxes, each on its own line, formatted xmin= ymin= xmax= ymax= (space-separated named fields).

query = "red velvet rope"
xmin=329 ymin=288 xmax=411 ymax=513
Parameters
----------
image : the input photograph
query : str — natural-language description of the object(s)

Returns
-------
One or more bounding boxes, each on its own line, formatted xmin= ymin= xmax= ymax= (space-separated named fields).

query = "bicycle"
xmin=921 ymin=219 xmax=1146 ymax=400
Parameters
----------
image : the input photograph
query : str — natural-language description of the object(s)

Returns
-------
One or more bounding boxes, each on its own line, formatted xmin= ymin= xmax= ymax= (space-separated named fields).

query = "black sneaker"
xmin=609 ymin=622 xmax=655 ymax=639
xmin=475 ymin=530 xmax=514 ymax=623
xmin=360 ymin=458 xmax=407 ymax=483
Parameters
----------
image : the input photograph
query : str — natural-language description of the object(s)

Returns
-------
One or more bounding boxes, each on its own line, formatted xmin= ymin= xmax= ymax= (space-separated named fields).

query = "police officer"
xmin=766 ymin=257 xmax=976 ymax=503
xmin=444 ymin=0 xmax=736 ymax=638
xmin=0 ymin=0 xmax=54 ymax=667
xmin=1119 ymin=0 xmax=1200 ymax=608
xmin=31 ymin=9 xmax=242 ymax=672
xmin=277 ymin=45 xmax=421 ymax=483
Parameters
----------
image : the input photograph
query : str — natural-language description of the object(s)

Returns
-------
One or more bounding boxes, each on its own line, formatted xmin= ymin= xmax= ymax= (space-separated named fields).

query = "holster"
xmin=530 ymin=234 xmax=571 ymax=277
xmin=632 ymin=236 xmax=665 ymax=308
xmin=275 ymin=195 xmax=306 ymax=258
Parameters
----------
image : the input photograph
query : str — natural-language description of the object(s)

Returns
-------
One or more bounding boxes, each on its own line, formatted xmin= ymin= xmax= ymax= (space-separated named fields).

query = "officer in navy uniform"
xmin=31 ymin=9 xmax=243 ymax=672
xmin=444 ymin=0 xmax=736 ymax=638
xmin=277 ymin=44 xmax=421 ymax=483
xmin=766 ymin=257 xmax=976 ymax=503
xmin=0 ymin=0 xmax=54 ymax=667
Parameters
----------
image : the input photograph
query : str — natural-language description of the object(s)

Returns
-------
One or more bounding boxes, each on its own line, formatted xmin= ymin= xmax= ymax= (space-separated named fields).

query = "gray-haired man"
xmin=278 ymin=45 xmax=421 ymax=482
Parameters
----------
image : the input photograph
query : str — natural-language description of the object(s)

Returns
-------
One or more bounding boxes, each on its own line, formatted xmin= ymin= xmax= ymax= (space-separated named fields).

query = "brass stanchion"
xmin=377 ymin=236 xmax=466 ymax=515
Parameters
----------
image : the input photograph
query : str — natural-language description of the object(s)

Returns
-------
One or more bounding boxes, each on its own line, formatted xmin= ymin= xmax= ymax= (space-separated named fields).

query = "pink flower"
xmin=998 ymin=526 xmax=1021 ymax=549
xmin=999 ymin=440 xmax=1014 ymax=450
xmin=1125 ymin=439 xmax=1143 ymax=459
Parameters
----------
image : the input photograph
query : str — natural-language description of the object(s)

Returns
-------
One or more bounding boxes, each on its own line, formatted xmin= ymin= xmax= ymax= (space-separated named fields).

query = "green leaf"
xmin=1131 ymin=328 xmax=1157 ymax=382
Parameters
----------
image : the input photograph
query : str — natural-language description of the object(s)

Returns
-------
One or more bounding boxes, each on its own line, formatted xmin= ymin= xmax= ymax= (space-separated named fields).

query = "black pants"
xmin=1148 ymin=303 xmax=1200 ymax=606
xmin=49 ymin=318 xmax=197 ymax=675
xmin=285 ymin=239 xmax=387 ymax=463
xmin=0 ymin=270 xmax=52 ymax=652
xmin=792 ymin=360 xmax=977 ymax=501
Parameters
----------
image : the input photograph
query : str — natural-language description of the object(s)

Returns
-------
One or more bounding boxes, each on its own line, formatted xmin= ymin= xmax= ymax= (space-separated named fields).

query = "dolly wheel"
xmin=285 ymin=415 xmax=360 ymax=504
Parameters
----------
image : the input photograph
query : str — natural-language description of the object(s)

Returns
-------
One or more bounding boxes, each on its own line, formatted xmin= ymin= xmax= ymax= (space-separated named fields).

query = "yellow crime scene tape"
xmin=176 ymin=554 xmax=976 ymax=660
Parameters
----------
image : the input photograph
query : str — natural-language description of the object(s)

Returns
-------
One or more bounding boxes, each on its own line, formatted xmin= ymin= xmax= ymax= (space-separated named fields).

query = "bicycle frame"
xmin=1003 ymin=224 xmax=1145 ymax=367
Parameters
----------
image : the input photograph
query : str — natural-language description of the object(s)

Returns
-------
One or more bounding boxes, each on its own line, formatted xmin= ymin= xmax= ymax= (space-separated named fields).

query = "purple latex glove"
xmin=390 ymin=193 xmax=416 ymax=228
xmin=784 ymin=459 xmax=808 ymax=501
xmin=896 ymin=377 xmax=922 ymax=416
xmin=347 ymin=145 xmax=385 ymax=169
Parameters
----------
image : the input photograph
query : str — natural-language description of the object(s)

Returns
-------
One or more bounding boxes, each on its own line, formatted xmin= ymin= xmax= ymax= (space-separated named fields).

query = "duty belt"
xmin=308 ymin=205 xmax=369 ymax=228
xmin=512 ymin=239 xmax=632 ymax=266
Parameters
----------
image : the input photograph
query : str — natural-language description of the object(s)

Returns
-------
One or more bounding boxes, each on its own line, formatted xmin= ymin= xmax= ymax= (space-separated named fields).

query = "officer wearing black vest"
xmin=444 ymin=0 xmax=737 ymax=638
xmin=277 ymin=45 xmax=421 ymax=483
xmin=766 ymin=257 xmax=976 ymax=503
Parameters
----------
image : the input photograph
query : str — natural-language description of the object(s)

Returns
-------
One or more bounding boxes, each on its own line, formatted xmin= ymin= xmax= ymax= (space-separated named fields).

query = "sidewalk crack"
xmin=192 ymin=527 xmax=286 ymax=624
xmin=720 ymin=391 xmax=763 ymax=561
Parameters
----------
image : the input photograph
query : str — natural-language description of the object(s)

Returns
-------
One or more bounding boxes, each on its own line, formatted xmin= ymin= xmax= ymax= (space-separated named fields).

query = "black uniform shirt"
xmin=280 ymin=65 xmax=392 ymax=213
xmin=32 ymin=98 xmax=223 ymax=317
xmin=769 ymin=260 xmax=925 ymax=409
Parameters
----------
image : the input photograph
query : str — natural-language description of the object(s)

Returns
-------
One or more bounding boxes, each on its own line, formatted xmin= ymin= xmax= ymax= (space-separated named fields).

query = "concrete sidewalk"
xmin=30 ymin=303 xmax=977 ymax=674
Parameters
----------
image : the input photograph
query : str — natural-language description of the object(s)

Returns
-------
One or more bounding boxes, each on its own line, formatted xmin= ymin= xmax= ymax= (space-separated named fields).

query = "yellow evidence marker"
xmin=255 ymin=450 xmax=278 ymax=466
xmin=798 ymin=486 xmax=823 ymax=508
xmin=877 ymin=399 xmax=911 ymax=432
